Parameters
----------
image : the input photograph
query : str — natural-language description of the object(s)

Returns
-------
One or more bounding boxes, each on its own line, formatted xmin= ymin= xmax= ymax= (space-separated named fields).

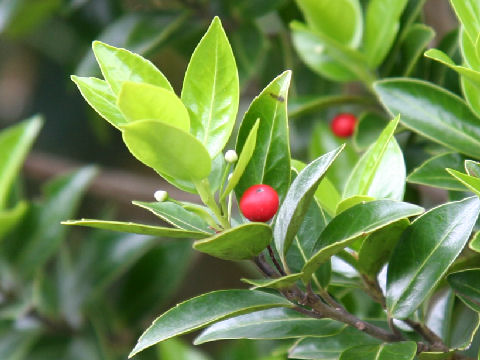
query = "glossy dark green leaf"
xmin=387 ymin=196 xmax=480 ymax=319
xmin=339 ymin=341 xmax=416 ymax=360
xmin=92 ymin=41 xmax=173 ymax=95
xmin=117 ymin=82 xmax=190 ymax=131
xmin=0 ymin=115 xmax=42 ymax=209
xmin=450 ymin=0 xmax=480 ymax=43
xmin=133 ymin=201 xmax=213 ymax=234
xmin=407 ymin=153 xmax=468 ymax=191
xmin=235 ymin=71 xmax=291 ymax=200
xmin=62 ymin=219 xmax=209 ymax=239
xmin=309 ymin=122 xmax=359 ymax=192
xmin=222 ymin=119 xmax=259 ymax=199
xmin=0 ymin=201 xmax=28 ymax=241
xmin=193 ymin=223 xmax=272 ymax=261
xmin=290 ymin=21 xmax=374 ymax=84
xmin=129 ymin=289 xmax=292 ymax=357
xmin=274 ymin=146 xmax=344 ymax=265
xmin=362 ymin=0 xmax=408 ymax=67
xmin=353 ymin=112 xmax=387 ymax=151
xmin=181 ymin=17 xmax=239 ymax=158
xmin=71 ymin=76 xmax=127 ymax=129
xmin=448 ymin=269 xmax=480 ymax=313
xmin=448 ymin=301 xmax=480 ymax=350
xmin=344 ymin=116 xmax=406 ymax=201
xmin=358 ymin=219 xmax=410 ymax=277
xmin=241 ymin=273 xmax=303 ymax=290
xmin=195 ymin=308 xmax=344 ymax=344
xmin=425 ymin=288 xmax=455 ymax=343
xmin=295 ymin=0 xmax=363 ymax=47
xmin=466 ymin=160 xmax=480 ymax=177
xmin=374 ymin=78 xmax=480 ymax=159
xmin=288 ymin=326 xmax=381 ymax=359
xmin=398 ymin=24 xmax=435 ymax=76
xmin=303 ymin=200 xmax=424 ymax=282
xmin=17 ymin=166 xmax=97 ymax=277
xmin=447 ymin=169 xmax=480 ymax=197
xmin=120 ymin=120 xmax=211 ymax=181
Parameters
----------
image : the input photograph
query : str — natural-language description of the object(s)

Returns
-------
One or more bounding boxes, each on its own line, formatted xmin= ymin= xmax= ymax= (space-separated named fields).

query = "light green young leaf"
xmin=0 ymin=115 xmax=42 ymax=209
xmin=63 ymin=219 xmax=209 ymax=239
xmin=158 ymin=338 xmax=211 ymax=360
xmin=0 ymin=201 xmax=28 ymax=241
xmin=470 ymin=232 xmax=480 ymax=253
xmin=235 ymin=71 xmax=291 ymax=200
xmin=344 ymin=116 xmax=406 ymax=201
xmin=71 ymin=76 xmax=127 ymax=129
xmin=132 ymin=201 xmax=213 ymax=234
xmin=447 ymin=169 xmax=480 ymax=197
xmin=195 ymin=308 xmax=344 ymax=344
xmin=461 ymin=28 xmax=480 ymax=70
xmin=387 ymin=197 xmax=480 ymax=319
xmin=117 ymin=82 xmax=190 ymax=131
xmin=450 ymin=0 xmax=480 ymax=43
xmin=120 ymin=120 xmax=211 ymax=181
xmin=274 ymin=146 xmax=344 ymax=266
xmin=374 ymin=78 xmax=480 ymax=159
xmin=181 ymin=16 xmax=239 ymax=158
xmin=129 ymin=290 xmax=292 ymax=357
xmin=303 ymin=200 xmax=424 ymax=282
xmin=295 ymin=0 xmax=363 ymax=47
xmin=222 ymin=119 xmax=259 ymax=200
xmin=362 ymin=0 xmax=408 ymax=68
xmin=193 ymin=223 xmax=272 ymax=261
xmin=339 ymin=342 xmax=417 ymax=360
xmin=407 ymin=153 xmax=468 ymax=191
xmin=92 ymin=41 xmax=173 ymax=95
xmin=399 ymin=24 xmax=435 ymax=76
xmin=336 ymin=195 xmax=374 ymax=215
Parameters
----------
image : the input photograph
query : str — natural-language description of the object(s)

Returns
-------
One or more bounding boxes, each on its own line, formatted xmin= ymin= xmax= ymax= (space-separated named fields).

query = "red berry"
xmin=330 ymin=113 xmax=357 ymax=137
xmin=239 ymin=184 xmax=279 ymax=222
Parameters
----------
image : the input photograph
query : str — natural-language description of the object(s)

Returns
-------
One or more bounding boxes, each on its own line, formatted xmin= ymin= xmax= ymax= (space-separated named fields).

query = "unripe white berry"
xmin=225 ymin=149 xmax=238 ymax=163
xmin=154 ymin=190 xmax=168 ymax=202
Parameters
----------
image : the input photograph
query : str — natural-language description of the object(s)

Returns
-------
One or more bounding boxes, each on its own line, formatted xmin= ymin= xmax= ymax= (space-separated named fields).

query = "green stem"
xmin=194 ymin=179 xmax=230 ymax=229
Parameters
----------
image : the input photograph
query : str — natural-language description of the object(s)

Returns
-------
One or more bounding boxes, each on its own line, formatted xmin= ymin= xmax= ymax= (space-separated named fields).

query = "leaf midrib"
xmin=203 ymin=32 xmax=220 ymax=147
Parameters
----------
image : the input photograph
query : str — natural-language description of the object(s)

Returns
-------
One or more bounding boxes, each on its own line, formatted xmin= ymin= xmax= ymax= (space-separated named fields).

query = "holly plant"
xmin=65 ymin=15 xmax=480 ymax=360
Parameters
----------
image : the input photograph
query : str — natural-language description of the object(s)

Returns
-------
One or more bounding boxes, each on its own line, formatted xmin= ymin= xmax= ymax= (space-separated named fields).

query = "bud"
xmin=224 ymin=149 xmax=238 ymax=163
xmin=154 ymin=190 xmax=168 ymax=202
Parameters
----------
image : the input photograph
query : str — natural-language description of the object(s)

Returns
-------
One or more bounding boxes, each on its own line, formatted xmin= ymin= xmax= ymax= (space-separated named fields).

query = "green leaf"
xmin=303 ymin=200 xmax=424 ymax=282
xmin=193 ymin=223 xmax=272 ymax=261
xmin=309 ymin=121 xmax=359 ymax=192
xmin=290 ymin=21 xmax=375 ymax=85
xmin=117 ymin=82 xmax=190 ymax=131
xmin=120 ymin=120 xmax=211 ymax=181
xmin=362 ymin=0 xmax=408 ymax=68
xmin=407 ymin=153 xmax=468 ymax=191
xmin=71 ymin=76 xmax=127 ymax=129
xmin=295 ymin=0 xmax=363 ymax=47
xmin=235 ymin=71 xmax=291 ymax=201
xmin=274 ymin=146 xmax=344 ymax=265
xmin=462 ymin=76 xmax=480 ymax=118
xmin=158 ymin=338 xmax=211 ymax=360
xmin=358 ymin=219 xmax=410 ymax=277
xmin=62 ymin=219 xmax=209 ymax=239
xmin=0 ymin=201 xmax=28 ymax=241
xmin=181 ymin=16 xmax=239 ymax=158
xmin=0 ymin=324 xmax=39 ymax=360
xmin=340 ymin=342 xmax=417 ymax=360
xmin=450 ymin=0 xmax=480 ymax=43
xmin=222 ymin=119 xmax=259 ymax=199
xmin=132 ymin=201 xmax=213 ymax=234
xmin=397 ymin=24 xmax=435 ymax=76
xmin=447 ymin=169 xmax=480 ymax=197
xmin=387 ymin=196 xmax=480 ymax=319
xmin=129 ymin=289 xmax=292 ymax=357
xmin=374 ymin=78 xmax=480 ymax=159
xmin=448 ymin=269 xmax=480 ymax=313
xmin=241 ymin=273 xmax=303 ymax=290
xmin=461 ymin=28 xmax=480 ymax=70
xmin=470 ymin=231 xmax=480 ymax=253
xmin=195 ymin=308 xmax=344 ymax=344
xmin=0 ymin=115 xmax=42 ymax=209
xmin=465 ymin=160 xmax=480 ymax=177
xmin=425 ymin=288 xmax=455 ymax=344
xmin=92 ymin=41 xmax=172 ymax=95
xmin=16 ymin=166 xmax=97 ymax=277
xmin=448 ymin=301 xmax=480 ymax=350
xmin=336 ymin=195 xmax=375 ymax=215
xmin=353 ymin=112 xmax=387 ymax=151
xmin=288 ymin=326 xmax=381 ymax=359
xmin=344 ymin=116 xmax=406 ymax=201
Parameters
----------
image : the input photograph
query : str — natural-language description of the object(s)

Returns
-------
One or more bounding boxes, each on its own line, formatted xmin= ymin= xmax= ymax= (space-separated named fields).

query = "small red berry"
xmin=330 ymin=113 xmax=357 ymax=137
xmin=239 ymin=184 xmax=279 ymax=222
